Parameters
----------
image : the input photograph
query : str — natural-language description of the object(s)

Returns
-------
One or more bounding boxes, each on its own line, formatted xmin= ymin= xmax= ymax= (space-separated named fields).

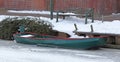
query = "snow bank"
xmin=8 ymin=10 xmax=52 ymax=15
xmin=0 ymin=10 xmax=120 ymax=38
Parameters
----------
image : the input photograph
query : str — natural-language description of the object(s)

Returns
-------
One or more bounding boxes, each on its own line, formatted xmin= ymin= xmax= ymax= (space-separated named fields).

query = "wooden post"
xmin=85 ymin=8 xmax=91 ymax=24
xmin=50 ymin=0 xmax=54 ymax=20
xmin=102 ymin=15 xmax=104 ymax=23
xmin=62 ymin=12 xmax=66 ymax=19
xmin=90 ymin=25 xmax=94 ymax=32
xmin=85 ymin=14 xmax=88 ymax=24
xmin=74 ymin=24 xmax=78 ymax=31
xmin=91 ymin=8 xmax=94 ymax=23
xmin=85 ymin=8 xmax=89 ymax=24
xmin=56 ymin=11 xmax=59 ymax=22
xmin=85 ymin=8 xmax=94 ymax=24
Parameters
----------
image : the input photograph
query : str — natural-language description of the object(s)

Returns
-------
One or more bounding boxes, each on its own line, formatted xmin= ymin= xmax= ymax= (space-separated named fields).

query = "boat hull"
xmin=13 ymin=33 xmax=107 ymax=49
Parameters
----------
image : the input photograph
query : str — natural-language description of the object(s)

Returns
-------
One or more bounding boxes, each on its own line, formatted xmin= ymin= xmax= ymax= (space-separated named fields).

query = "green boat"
xmin=13 ymin=32 xmax=107 ymax=49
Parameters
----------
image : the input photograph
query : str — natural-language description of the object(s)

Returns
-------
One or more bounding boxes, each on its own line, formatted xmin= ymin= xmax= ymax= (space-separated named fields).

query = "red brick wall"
xmin=31 ymin=0 xmax=47 ymax=10
xmin=4 ymin=0 xmax=32 ymax=10
xmin=0 ymin=0 xmax=119 ymax=14
xmin=3 ymin=0 xmax=47 ymax=10
xmin=54 ymin=0 xmax=117 ymax=15
xmin=0 ymin=0 xmax=4 ymax=8
xmin=118 ymin=0 xmax=120 ymax=12
xmin=96 ymin=0 xmax=114 ymax=14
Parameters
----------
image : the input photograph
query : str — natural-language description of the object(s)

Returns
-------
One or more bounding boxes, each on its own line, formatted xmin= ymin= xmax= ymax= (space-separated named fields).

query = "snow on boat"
xmin=13 ymin=32 xmax=107 ymax=49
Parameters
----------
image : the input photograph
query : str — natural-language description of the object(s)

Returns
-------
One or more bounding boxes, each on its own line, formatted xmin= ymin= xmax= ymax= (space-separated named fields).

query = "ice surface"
xmin=0 ymin=40 xmax=119 ymax=62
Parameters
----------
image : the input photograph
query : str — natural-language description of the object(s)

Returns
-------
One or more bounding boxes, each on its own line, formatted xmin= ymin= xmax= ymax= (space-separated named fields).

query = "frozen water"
xmin=0 ymin=40 xmax=120 ymax=62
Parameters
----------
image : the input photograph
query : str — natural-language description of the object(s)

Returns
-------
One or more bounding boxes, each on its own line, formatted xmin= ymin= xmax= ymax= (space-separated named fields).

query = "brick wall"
xmin=118 ymin=0 xmax=120 ymax=12
xmin=54 ymin=0 xmax=118 ymax=15
xmin=4 ymin=0 xmax=32 ymax=10
xmin=4 ymin=0 xmax=47 ymax=10
xmin=0 ymin=0 xmax=4 ymax=8
xmin=0 ymin=0 xmax=119 ymax=14
xmin=31 ymin=0 xmax=47 ymax=10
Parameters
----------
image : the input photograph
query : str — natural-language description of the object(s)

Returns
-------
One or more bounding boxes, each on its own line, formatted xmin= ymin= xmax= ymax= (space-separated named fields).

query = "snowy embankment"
xmin=0 ymin=40 xmax=118 ymax=62
xmin=40 ymin=16 xmax=120 ymax=37
xmin=0 ymin=10 xmax=120 ymax=38
xmin=8 ymin=10 xmax=53 ymax=15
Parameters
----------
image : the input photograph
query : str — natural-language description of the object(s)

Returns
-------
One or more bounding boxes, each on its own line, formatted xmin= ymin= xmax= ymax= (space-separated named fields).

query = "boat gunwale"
xmin=13 ymin=32 xmax=107 ymax=40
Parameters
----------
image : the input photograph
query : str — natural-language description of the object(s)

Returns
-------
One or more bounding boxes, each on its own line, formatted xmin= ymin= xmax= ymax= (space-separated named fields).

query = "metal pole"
xmin=50 ymin=0 xmax=54 ymax=20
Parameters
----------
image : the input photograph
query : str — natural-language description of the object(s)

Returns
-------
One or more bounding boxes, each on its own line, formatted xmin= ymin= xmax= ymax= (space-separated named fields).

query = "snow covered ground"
xmin=0 ymin=40 xmax=120 ymax=62
xmin=8 ymin=10 xmax=54 ymax=15
xmin=0 ymin=10 xmax=120 ymax=62
xmin=0 ymin=14 xmax=120 ymax=38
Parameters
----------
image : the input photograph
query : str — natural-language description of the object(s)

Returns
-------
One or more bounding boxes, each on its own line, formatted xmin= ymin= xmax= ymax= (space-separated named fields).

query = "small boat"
xmin=13 ymin=32 xmax=107 ymax=49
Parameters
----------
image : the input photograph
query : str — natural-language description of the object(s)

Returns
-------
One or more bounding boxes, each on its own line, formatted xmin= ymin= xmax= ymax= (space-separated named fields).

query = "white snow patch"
xmin=20 ymin=35 xmax=34 ymax=37
xmin=8 ymin=10 xmax=57 ymax=15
